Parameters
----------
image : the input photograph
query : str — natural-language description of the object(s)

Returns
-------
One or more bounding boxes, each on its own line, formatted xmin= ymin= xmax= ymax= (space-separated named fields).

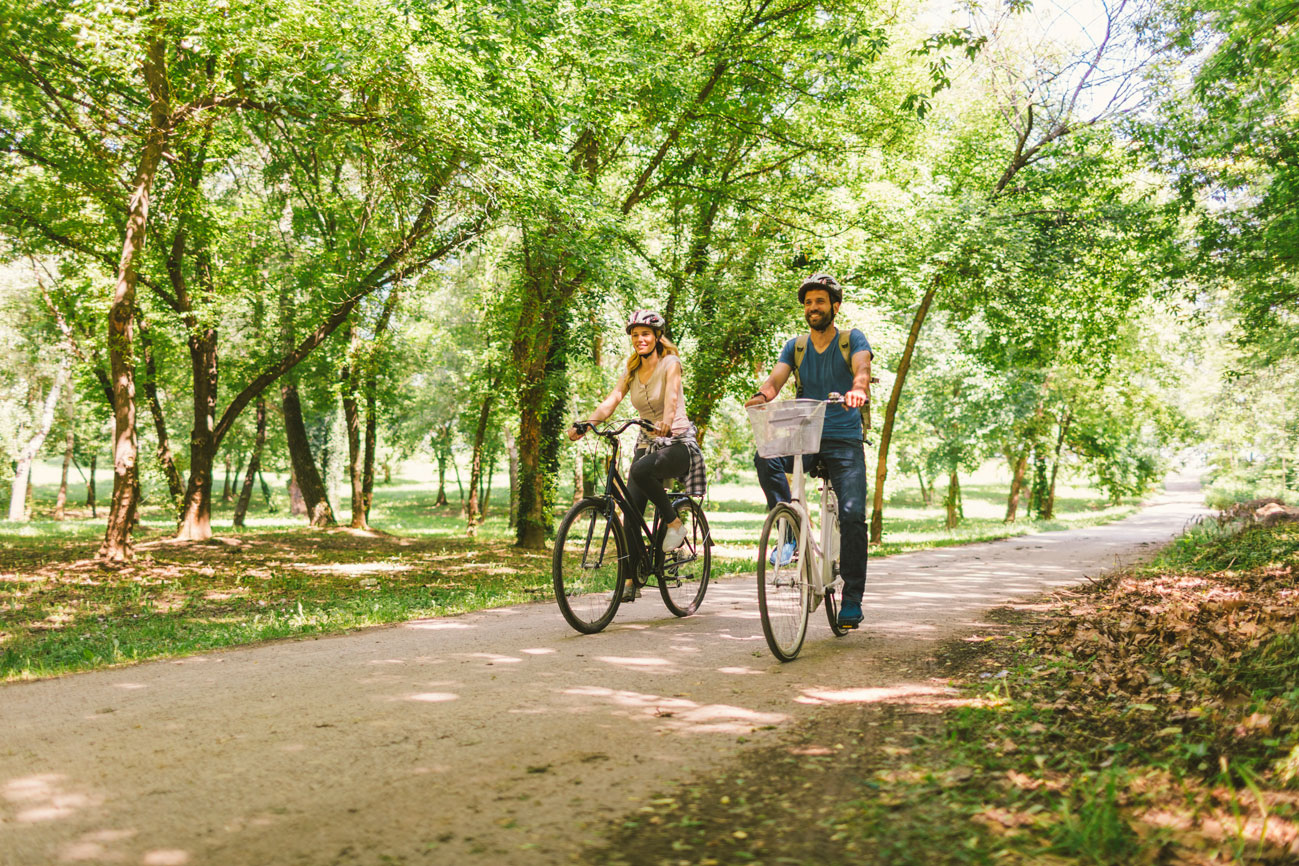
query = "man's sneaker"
xmin=621 ymin=582 xmax=641 ymax=602
xmin=837 ymin=599 xmax=863 ymax=629
xmin=768 ymin=540 xmax=796 ymax=567
xmin=661 ymin=522 xmax=687 ymax=552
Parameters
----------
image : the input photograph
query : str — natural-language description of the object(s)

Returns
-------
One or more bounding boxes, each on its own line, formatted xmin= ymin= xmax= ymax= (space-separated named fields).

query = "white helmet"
xmin=625 ymin=310 xmax=666 ymax=334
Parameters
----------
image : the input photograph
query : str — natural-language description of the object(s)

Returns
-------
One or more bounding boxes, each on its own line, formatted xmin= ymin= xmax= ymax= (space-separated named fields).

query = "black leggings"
xmin=626 ymin=443 xmax=690 ymax=573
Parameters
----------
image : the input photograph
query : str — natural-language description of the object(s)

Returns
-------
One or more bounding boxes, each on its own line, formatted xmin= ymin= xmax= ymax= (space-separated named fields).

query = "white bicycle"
xmin=746 ymin=396 xmax=852 ymax=661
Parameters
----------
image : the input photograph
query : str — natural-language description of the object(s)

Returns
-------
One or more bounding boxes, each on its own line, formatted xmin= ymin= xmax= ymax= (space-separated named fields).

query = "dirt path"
xmin=0 ymin=477 xmax=1208 ymax=866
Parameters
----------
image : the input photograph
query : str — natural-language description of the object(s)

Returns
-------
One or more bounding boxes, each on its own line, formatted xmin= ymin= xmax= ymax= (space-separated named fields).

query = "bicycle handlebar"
xmin=571 ymin=418 xmax=656 ymax=439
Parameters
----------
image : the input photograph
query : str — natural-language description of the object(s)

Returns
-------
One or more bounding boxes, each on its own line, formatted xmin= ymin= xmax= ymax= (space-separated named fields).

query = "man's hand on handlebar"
xmin=568 ymin=422 xmax=589 ymax=441
xmin=843 ymin=388 xmax=869 ymax=409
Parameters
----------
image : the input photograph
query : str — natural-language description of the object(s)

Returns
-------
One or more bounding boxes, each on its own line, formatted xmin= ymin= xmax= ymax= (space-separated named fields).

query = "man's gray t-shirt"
xmin=777 ymin=328 xmax=872 ymax=441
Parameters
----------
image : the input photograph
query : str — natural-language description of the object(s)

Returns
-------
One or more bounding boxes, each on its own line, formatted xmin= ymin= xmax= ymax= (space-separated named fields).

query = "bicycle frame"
xmin=785 ymin=454 xmax=843 ymax=612
xmin=584 ymin=420 xmax=672 ymax=578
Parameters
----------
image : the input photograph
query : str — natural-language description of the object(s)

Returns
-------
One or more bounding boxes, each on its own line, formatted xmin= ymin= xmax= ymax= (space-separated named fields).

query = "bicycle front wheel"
xmin=659 ymin=497 xmax=711 ymax=617
xmin=553 ymin=498 xmax=626 ymax=634
xmin=757 ymin=503 xmax=809 ymax=661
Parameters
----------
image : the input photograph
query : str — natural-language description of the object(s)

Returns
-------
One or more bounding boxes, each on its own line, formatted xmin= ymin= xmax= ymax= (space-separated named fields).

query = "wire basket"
xmin=746 ymin=399 xmax=827 ymax=458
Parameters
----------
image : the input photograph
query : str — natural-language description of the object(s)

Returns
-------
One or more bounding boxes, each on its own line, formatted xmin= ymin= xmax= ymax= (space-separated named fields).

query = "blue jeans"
xmin=753 ymin=438 xmax=868 ymax=604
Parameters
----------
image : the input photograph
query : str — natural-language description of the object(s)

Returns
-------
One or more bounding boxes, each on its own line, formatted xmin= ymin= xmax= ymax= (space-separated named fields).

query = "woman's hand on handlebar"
xmin=568 ymin=421 xmax=589 ymax=441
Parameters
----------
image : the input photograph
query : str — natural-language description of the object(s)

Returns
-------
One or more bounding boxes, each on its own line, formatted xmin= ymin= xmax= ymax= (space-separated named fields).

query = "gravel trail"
xmin=0 ymin=476 xmax=1208 ymax=866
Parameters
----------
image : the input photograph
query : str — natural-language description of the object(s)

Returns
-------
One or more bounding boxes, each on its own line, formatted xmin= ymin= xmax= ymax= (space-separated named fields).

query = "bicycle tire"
xmin=553 ymin=498 xmax=627 ymax=634
xmin=824 ymin=501 xmax=850 ymax=637
xmin=757 ymin=503 xmax=809 ymax=661
xmin=658 ymin=497 xmax=711 ymax=617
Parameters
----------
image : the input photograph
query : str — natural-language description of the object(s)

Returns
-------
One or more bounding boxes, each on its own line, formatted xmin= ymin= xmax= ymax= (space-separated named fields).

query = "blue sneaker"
xmin=837 ymin=599 xmax=863 ymax=629
xmin=768 ymin=540 xmax=796 ymax=567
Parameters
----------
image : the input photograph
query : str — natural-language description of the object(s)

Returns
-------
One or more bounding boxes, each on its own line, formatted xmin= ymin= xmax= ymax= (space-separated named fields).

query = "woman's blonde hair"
xmin=623 ymin=329 xmax=679 ymax=386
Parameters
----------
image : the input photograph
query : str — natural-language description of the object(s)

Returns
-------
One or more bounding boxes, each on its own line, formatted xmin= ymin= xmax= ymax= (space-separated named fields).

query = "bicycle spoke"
xmin=659 ymin=498 xmax=711 ymax=617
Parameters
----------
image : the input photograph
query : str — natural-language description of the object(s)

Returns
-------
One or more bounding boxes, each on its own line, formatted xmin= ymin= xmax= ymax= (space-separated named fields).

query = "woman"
xmin=569 ymin=310 xmax=695 ymax=592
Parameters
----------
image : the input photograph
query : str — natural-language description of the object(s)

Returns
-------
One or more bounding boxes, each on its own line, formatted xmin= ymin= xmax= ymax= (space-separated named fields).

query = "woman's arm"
xmin=568 ymin=377 xmax=627 ymax=440
xmin=658 ymin=357 xmax=682 ymax=437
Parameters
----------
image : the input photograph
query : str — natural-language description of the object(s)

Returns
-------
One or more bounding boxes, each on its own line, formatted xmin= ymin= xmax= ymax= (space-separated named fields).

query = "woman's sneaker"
xmin=837 ymin=599 xmax=863 ymax=629
xmin=661 ymin=522 xmax=687 ymax=552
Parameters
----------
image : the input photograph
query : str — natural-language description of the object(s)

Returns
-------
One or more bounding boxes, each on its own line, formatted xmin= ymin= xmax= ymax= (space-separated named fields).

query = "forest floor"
xmin=0 ymin=476 xmax=1215 ymax=866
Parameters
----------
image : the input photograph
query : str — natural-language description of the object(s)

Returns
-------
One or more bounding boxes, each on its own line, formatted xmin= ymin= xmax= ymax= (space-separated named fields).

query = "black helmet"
xmin=625 ymin=309 xmax=666 ymax=334
xmin=798 ymin=273 xmax=843 ymax=304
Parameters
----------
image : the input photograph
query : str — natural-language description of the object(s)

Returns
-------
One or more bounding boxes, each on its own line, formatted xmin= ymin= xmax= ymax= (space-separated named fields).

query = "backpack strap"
xmin=793 ymin=334 xmax=809 ymax=398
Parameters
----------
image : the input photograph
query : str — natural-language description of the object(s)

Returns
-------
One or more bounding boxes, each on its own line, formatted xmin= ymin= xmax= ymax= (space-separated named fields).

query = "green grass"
xmin=0 ymin=459 xmax=1143 ymax=681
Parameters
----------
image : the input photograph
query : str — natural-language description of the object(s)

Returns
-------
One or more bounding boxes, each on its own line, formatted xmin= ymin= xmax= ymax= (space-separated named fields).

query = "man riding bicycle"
xmin=743 ymin=273 xmax=872 ymax=629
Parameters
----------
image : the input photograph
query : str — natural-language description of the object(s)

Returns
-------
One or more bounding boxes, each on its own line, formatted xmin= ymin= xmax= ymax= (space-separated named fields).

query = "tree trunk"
xmin=341 ymin=383 xmax=365 ymax=528
xmin=86 ymin=451 xmax=97 ymax=516
xmin=282 ymin=380 xmax=335 ymax=526
xmin=99 ymin=30 xmax=169 ymax=564
xmin=54 ymin=429 xmax=73 ymax=520
xmin=573 ymin=448 xmax=583 ymax=505
xmin=482 ymin=456 xmax=495 ymax=517
xmin=9 ymin=356 xmax=70 ymax=521
xmin=287 ymin=471 xmax=307 ymax=515
xmin=870 ymin=273 xmax=940 ymax=543
xmin=137 ymin=315 xmax=185 ymax=511
xmin=176 ymin=327 xmax=219 ymax=540
xmin=1004 ymin=451 xmax=1029 ymax=523
xmin=341 ymin=323 xmax=367 ymax=530
xmin=230 ymin=454 xmax=244 ymax=500
xmin=505 ymin=425 xmax=518 ymax=528
xmin=512 ymin=304 xmax=569 ymax=549
xmin=452 ymin=449 xmax=465 ymax=510
xmin=361 ymin=388 xmax=378 ymax=522
xmin=465 ymin=379 xmax=501 ymax=536
xmin=1043 ymin=410 xmax=1072 ymax=520
xmin=233 ymin=398 xmax=267 ymax=528
xmin=222 ymin=455 xmax=234 ymax=502
xmin=434 ymin=453 xmax=448 ymax=507
xmin=917 ymin=470 xmax=932 ymax=507
xmin=945 ymin=470 xmax=961 ymax=530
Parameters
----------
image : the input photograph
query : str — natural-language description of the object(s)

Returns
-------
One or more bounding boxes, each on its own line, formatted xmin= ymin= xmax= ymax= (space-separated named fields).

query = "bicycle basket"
xmin=746 ymin=399 xmax=827 ymax=458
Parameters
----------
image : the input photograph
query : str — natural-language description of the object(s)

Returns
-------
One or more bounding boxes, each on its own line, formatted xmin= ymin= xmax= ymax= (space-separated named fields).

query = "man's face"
xmin=803 ymin=289 xmax=838 ymax=331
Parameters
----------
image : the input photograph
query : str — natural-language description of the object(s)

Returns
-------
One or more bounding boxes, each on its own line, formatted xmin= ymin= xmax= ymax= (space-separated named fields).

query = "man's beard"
xmin=805 ymin=309 xmax=835 ymax=332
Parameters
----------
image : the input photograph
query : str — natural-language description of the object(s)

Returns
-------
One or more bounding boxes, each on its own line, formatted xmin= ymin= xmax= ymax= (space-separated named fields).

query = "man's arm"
xmin=743 ymin=362 xmax=793 ymax=408
xmin=844 ymin=349 xmax=872 ymax=409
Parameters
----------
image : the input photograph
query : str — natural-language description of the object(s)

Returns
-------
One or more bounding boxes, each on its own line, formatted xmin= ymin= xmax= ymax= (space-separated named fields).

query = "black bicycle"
xmin=554 ymin=418 xmax=712 ymax=634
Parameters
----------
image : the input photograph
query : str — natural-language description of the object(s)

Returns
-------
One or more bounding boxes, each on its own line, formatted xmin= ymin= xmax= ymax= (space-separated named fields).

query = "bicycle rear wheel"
xmin=553 ymin=498 xmax=626 ymax=634
xmin=659 ymin=497 xmax=711 ymax=617
xmin=757 ymin=503 xmax=809 ymax=661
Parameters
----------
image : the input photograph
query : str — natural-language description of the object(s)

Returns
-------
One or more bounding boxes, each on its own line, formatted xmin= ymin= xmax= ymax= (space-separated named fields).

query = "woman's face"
xmin=629 ymin=326 xmax=658 ymax=357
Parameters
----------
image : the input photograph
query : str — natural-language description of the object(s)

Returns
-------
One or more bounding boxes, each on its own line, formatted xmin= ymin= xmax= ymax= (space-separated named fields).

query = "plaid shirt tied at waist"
xmin=636 ymin=423 xmax=707 ymax=499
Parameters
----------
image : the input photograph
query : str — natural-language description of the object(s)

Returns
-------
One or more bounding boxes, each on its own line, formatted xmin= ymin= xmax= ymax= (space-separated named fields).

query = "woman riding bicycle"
xmin=569 ymin=310 xmax=699 ymax=589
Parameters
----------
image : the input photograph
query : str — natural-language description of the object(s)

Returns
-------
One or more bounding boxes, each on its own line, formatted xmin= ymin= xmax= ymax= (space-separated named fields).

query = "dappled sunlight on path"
xmin=0 ymin=476 xmax=1207 ymax=865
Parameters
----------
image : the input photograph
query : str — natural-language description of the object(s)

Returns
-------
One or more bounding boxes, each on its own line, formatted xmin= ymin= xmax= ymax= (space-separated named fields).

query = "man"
xmin=743 ymin=273 xmax=872 ymax=628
